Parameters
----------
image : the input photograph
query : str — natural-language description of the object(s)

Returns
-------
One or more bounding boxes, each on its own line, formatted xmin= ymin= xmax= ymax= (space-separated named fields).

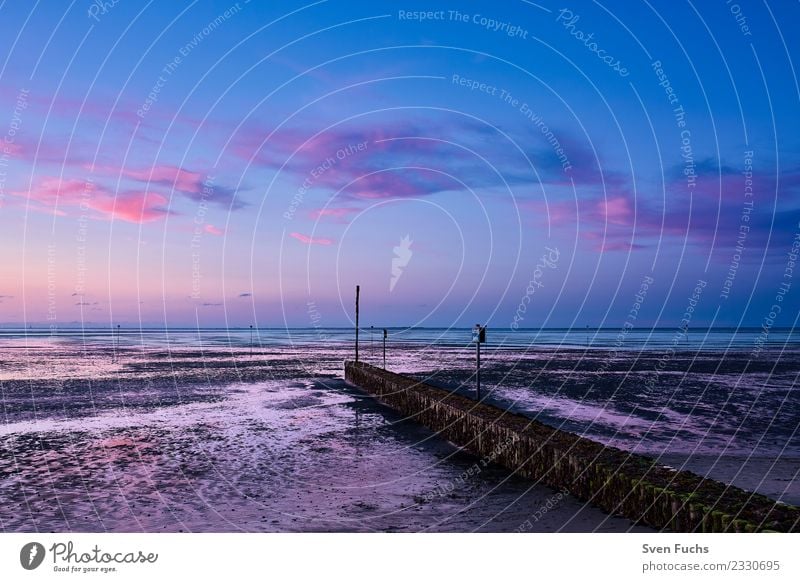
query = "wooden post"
xmin=383 ymin=328 xmax=387 ymax=369
xmin=355 ymin=285 xmax=360 ymax=363
xmin=476 ymin=340 xmax=481 ymax=400
xmin=473 ymin=324 xmax=485 ymax=400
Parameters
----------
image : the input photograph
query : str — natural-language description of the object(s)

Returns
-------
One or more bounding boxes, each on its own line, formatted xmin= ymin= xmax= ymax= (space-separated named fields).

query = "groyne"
xmin=344 ymin=361 xmax=799 ymax=532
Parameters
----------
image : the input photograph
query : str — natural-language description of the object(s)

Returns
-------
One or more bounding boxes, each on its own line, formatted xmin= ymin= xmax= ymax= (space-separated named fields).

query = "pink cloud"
xmin=204 ymin=224 xmax=224 ymax=236
xmin=595 ymin=196 xmax=632 ymax=226
xmin=90 ymin=191 xmax=170 ymax=223
xmin=289 ymin=232 xmax=333 ymax=246
xmin=13 ymin=177 xmax=171 ymax=223
xmin=2 ymin=141 xmax=23 ymax=156
xmin=524 ymin=198 xmax=641 ymax=252
xmin=26 ymin=178 xmax=93 ymax=204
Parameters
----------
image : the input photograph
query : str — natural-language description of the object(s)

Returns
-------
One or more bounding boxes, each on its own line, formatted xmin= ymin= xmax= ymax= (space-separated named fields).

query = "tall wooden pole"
xmin=355 ymin=285 xmax=360 ymax=363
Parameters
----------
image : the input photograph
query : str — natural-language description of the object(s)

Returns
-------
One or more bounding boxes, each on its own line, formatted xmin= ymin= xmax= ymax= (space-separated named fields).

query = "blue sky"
xmin=0 ymin=0 xmax=798 ymax=329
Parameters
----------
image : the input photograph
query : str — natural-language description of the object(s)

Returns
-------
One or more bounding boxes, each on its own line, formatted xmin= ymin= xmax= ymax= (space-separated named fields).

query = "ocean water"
xmin=2 ymin=325 xmax=798 ymax=351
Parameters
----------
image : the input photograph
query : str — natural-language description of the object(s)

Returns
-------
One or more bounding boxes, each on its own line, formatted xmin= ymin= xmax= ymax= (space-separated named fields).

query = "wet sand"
xmin=403 ymin=346 xmax=800 ymax=506
xmin=0 ymin=345 xmax=649 ymax=532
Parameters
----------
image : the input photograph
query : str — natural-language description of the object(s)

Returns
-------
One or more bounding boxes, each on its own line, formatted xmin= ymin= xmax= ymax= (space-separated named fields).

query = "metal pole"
xmin=355 ymin=285 xmax=360 ymax=363
xmin=371 ymin=326 xmax=374 ymax=361
xmin=250 ymin=325 xmax=253 ymax=355
xmin=476 ymin=340 xmax=481 ymax=401
xmin=383 ymin=329 xmax=387 ymax=369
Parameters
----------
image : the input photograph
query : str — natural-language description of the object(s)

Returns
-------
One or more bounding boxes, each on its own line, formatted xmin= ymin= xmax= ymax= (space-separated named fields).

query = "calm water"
xmin=2 ymin=326 xmax=799 ymax=351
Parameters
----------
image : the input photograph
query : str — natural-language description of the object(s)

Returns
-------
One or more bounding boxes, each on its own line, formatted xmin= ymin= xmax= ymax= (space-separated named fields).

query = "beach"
xmin=0 ymin=335 xmax=649 ymax=532
xmin=0 ymin=328 xmax=797 ymax=532
xmin=405 ymin=344 xmax=800 ymax=507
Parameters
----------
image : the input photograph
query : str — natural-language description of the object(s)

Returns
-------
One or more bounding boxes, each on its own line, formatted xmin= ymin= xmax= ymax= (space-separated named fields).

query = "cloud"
xmin=290 ymin=232 xmax=333 ymax=245
xmin=597 ymin=197 xmax=633 ymax=225
xmin=90 ymin=191 xmax=171 ymax=223
xmin=232 ymin=117 xmax=800 ymax=260
xmin=124 ymin=166 xmax=203 ymax=192
xmin=12 ymin=178 xmax=172 ymax=223
xmin=531 ymin=160 xmax=800 ymax=256
xmin=201 ymin=302 xmax=223 ymax=307
xmin=204 ymin=224 xmax=224 ymax=235
xmin=120 ymin=165 xmax=245 ymax=209
xmin=231 ymin=119 xmax=498 ymax=202
xmin=24 ymin=178 xmax=92 ymax=204
xmin=238 ymin=292 xmax=252 ymax=297
xmin=2 ymin=142 xmax=23 ymax=156
xmin=230 ymin=116 xmax=635 ymax=220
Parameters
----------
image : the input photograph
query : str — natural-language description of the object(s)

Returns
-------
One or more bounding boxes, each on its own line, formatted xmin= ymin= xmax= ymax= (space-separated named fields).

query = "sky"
xmin=0 ymin=0 xmax=798 ymax=329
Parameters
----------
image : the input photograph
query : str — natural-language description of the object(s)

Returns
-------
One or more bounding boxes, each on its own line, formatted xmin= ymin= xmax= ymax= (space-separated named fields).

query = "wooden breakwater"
xmin=344 ymin=361 xmax=800 ymax=532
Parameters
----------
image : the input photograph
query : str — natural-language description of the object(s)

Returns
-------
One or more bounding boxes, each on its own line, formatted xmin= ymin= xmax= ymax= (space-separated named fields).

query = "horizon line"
xmin=0 ymin=325 xmax=796 ymax=332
